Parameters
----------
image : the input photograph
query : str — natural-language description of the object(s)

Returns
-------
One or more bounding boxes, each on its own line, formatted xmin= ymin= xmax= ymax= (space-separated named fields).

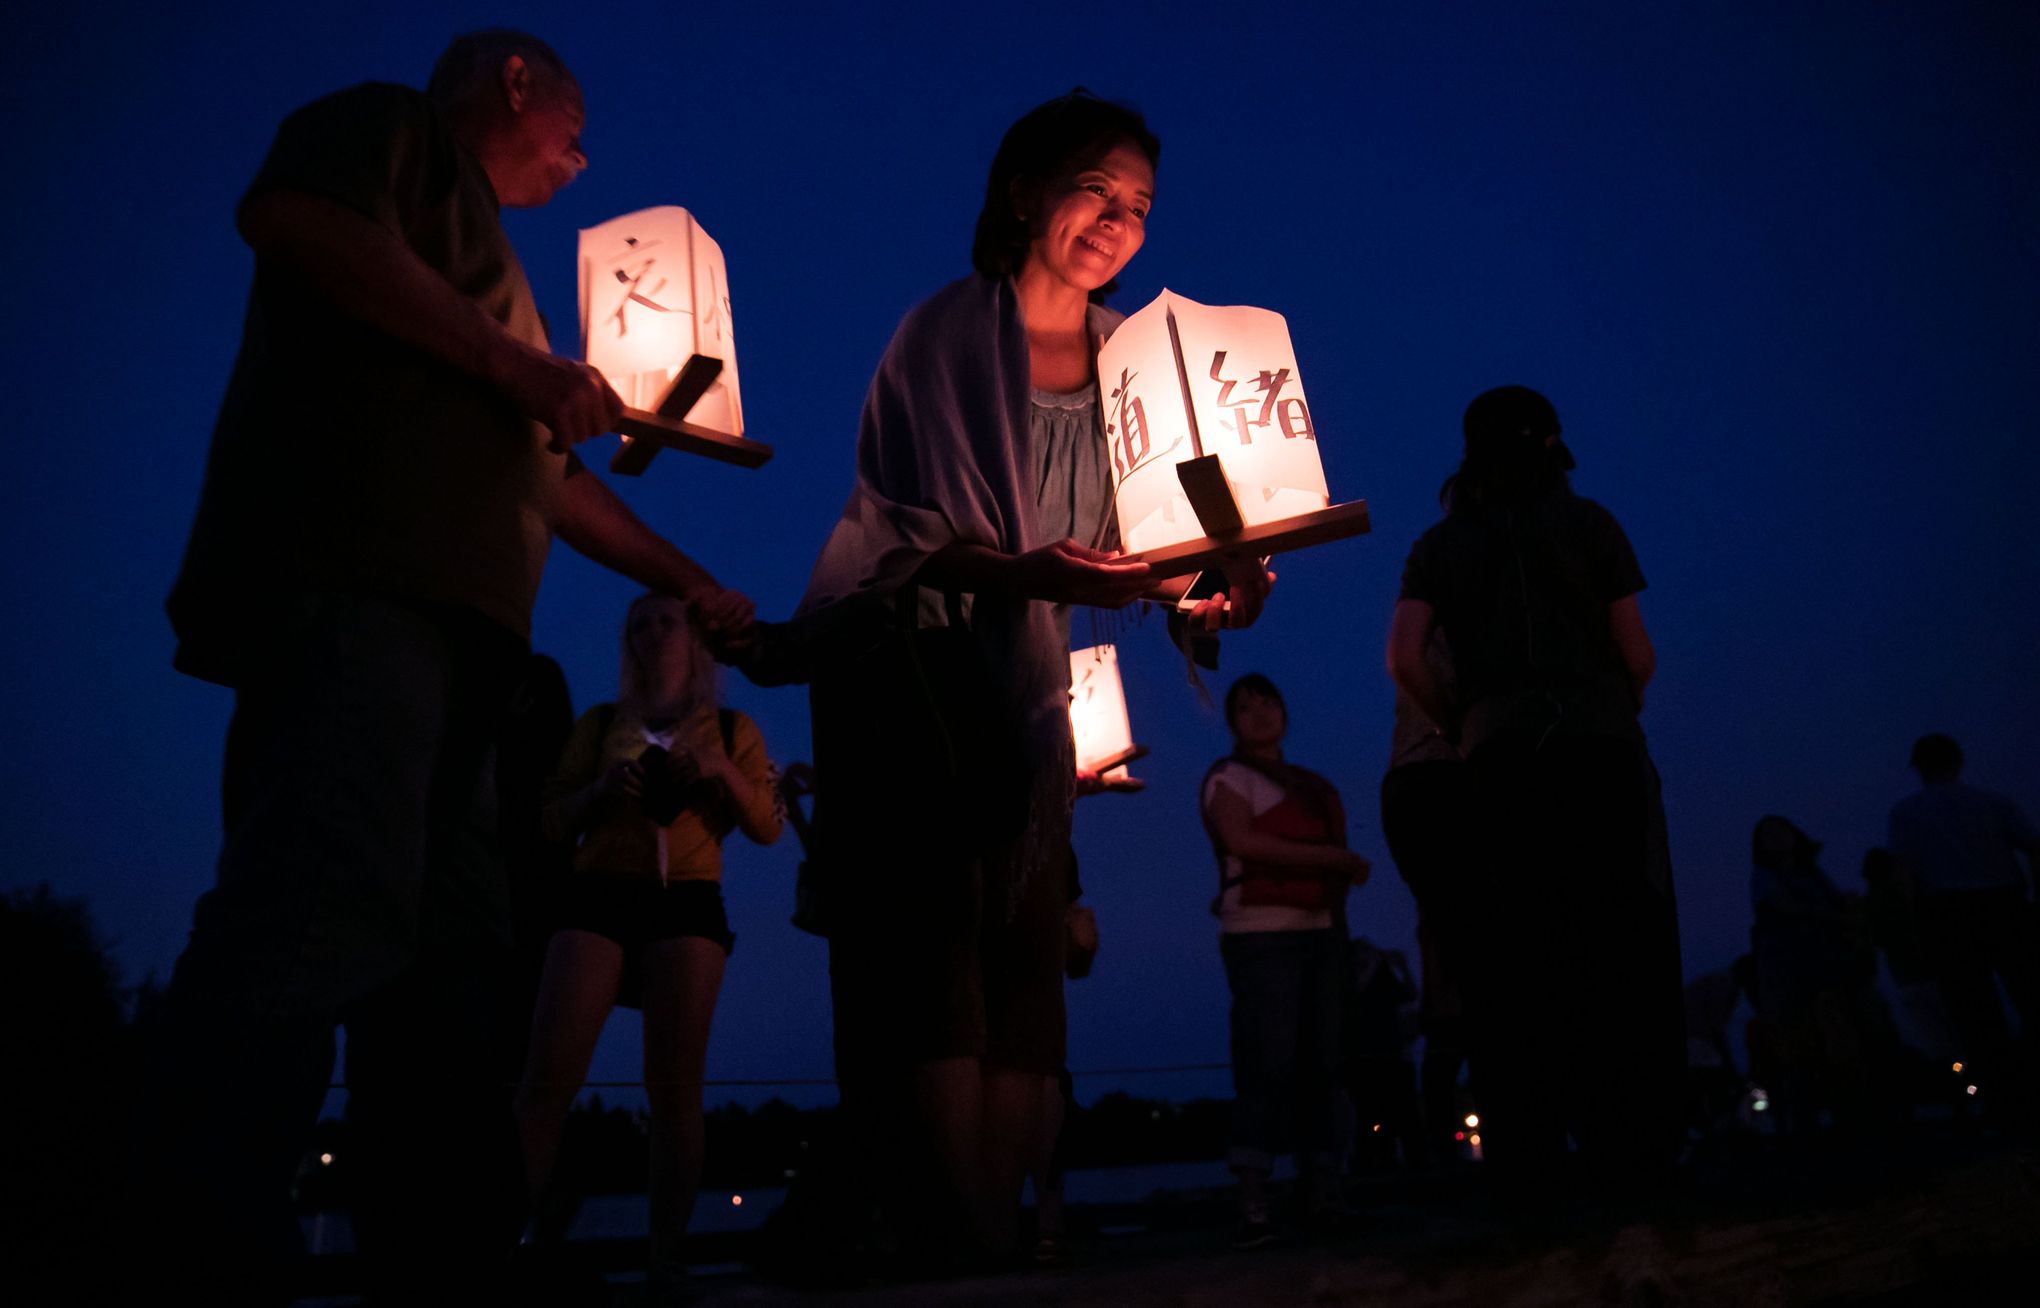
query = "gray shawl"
xmin=796 ymin=273 xmax=1123 ymax=764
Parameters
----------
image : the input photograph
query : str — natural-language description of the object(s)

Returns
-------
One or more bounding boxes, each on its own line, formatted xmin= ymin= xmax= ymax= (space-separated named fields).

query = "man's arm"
xmin=239 ymin=189 xmax=620 ymax=449
xmin=553 ymin=469 xmax=755 ymax=640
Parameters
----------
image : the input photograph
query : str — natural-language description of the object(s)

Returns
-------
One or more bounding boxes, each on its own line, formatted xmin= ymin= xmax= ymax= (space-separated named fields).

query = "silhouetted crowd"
xmin=1726 ymin=734 xmax=2040 ymax=1140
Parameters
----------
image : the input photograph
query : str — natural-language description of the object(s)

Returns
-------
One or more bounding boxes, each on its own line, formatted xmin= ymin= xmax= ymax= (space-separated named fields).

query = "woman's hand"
xmin=1011 ymin=539 xmax=1153 ymax=607
xmin=556 ymin=756 xmax=644 ymax=836
xmin=656 ymin=747 xmax=704 ymax=792
xmin=600 ymin=758 xmax=645 ymax=802
xmin=694 ymin=747 xmax=738 ymax=789
xmin=696 ymin=588 xmax=758 ymax=656
xmin=777 ymin=760 xmax=816 ymax=800
xmin=1186 ymin=554 xmax=1276 ymax=632
xmin=729 ymin=620 xmax=814 ymax=687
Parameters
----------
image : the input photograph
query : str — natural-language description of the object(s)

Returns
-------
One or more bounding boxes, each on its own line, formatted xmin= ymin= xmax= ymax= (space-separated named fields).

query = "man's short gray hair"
xmin=426 ymin=30 xmax=574 ymax=107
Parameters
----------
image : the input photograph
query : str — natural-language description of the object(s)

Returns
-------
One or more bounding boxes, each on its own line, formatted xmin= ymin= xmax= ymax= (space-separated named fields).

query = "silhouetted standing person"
xmin=1387 ymin=385 xmax=1683 ymax=1199
xmin=1341 ymin=937 xmax=1426 ymax=1171
xmin=1887 ymin=733 xmax=2040 ymax=1114
xmin=1380 ymin=626 xmax=1477 ymax=1160
xmin=148 ymin=31 xmax=754 ymax=1305
xmin=1747 ymin=815 xmax=1883 ymax=1132
xmin=1682 ymin=967 xmax=1745 ymax=1139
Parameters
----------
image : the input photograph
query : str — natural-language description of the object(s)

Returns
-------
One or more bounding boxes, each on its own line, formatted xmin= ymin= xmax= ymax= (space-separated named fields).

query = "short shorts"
xmin=552 ymin=873 xmax=735 ymax=955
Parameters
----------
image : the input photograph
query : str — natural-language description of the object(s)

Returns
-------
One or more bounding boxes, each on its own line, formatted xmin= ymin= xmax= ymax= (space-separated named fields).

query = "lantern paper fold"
xmin=1098 ymin=289 xmax=1334 ymax=556
xmin=1068 ymin=645 xmax=1143 ymax=777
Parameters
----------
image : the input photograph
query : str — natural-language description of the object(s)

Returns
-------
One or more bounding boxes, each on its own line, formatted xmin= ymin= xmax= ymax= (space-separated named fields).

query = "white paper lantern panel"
xmin=578 ymin=205 xmax=744 ymax=438
xmin=1068 ymin=644 xmax=1142 ymax=776
xmin=1099 ymin=289 xmax=1332 ymax=556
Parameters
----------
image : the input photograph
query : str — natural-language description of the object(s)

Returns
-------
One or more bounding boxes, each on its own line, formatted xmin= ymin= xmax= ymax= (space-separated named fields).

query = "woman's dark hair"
xmin=1439 ymin=385 xmax=1574 ymax=514
xmin=1224 ymin=672 xmax=1285 ymax=733
xmin=970 ymin=89 xmax=1160 ymax=299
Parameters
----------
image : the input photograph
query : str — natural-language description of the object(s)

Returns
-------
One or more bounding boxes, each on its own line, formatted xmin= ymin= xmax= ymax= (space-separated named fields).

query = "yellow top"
xmin=543 ymin=703 xmax=780 ymax=883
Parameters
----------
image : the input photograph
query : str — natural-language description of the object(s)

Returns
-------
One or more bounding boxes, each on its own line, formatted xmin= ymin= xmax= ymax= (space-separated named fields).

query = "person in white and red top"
xmin=1201 ymin=673 xmax=1370 ymax=1246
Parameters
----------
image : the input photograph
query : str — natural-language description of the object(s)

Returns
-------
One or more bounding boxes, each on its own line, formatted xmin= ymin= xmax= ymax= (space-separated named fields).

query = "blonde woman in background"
xmin=515 ymin=593 xmax=781 ymax=1300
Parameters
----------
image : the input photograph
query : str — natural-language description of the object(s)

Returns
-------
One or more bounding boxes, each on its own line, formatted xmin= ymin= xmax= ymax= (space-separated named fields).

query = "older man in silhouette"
xmin=150 ymin=31 xmax=752 ymax=1305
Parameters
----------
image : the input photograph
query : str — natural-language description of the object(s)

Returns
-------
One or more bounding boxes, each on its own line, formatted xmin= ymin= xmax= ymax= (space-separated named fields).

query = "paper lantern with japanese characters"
xmin=1096 ymin=289 xmax=1367 ymax=579
xmin=1068 ymin=645 xmax=1147 ymax=778
xmin=578 ymin=206 xmax=770 ymax=472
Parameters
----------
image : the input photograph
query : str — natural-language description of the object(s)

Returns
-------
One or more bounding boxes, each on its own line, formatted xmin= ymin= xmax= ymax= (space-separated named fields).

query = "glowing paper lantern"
xmin=579 ymin=206 xmax=771 ymax=473
xmin=1068 ymin=645 xmax=1147 ymax=777
xmin=1097 ymin=289 xmax=1369 ymax=585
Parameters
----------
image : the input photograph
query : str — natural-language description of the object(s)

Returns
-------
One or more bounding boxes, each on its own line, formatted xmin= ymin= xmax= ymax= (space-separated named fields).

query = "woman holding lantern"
xmin=514 ymin=593 xmax=781 ymax=1297
xmin=781 ymin=91 xmax=1272 ymax=1262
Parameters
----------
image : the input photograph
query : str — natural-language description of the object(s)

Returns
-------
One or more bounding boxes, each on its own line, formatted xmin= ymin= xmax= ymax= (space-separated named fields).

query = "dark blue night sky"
xmin=4 ymin=1 xmax=2036 ymax=1106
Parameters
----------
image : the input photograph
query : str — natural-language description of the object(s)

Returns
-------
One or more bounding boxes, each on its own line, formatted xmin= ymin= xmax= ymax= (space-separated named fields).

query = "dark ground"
xmin=289 ymin=1122 xmax=2040 ymax=1306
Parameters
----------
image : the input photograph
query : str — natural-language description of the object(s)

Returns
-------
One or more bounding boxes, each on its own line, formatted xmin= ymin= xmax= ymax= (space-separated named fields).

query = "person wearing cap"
xmin=1386 ymin=386 xmax=1682 ymax=1199
xmin=1887 ymin=733 xmax=2040 ymax=1114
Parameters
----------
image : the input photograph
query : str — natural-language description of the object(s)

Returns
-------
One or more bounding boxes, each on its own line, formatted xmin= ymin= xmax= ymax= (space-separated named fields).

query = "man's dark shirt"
xmin=1399 ymin=487 xmax=1645 ymax=751
xmin=169 ymin=82 xmax=568 ymax=685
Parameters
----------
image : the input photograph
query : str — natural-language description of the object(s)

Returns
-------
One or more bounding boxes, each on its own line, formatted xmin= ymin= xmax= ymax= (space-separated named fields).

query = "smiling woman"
xmin=775 ymin=90 xmax=1271 ymax=1267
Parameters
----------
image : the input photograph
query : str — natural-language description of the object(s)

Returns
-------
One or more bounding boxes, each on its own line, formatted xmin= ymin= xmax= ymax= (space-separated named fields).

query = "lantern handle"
xmin=1164 ymin=302 xmax=1205 ymax=461
xmin=1162 ymin=299 xmax=1241 ymax=537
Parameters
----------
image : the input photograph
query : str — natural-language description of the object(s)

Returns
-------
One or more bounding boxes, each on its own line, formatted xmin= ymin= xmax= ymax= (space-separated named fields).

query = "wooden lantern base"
xmin=1081 ymin=743 xmax=1150 ymax=775
xmin=612 ymin=412 xmax=774 ymax=473
xmin=1126 ymin=498 xmax=1372 ymax=583
xmin=607 ymin=353 xmax=773 ymax=475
